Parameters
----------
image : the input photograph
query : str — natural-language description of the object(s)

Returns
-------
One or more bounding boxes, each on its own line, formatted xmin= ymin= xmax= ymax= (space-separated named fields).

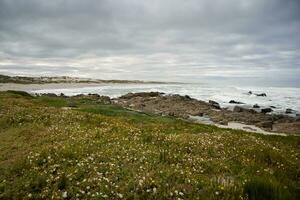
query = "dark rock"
xmin=256 ymin=93 xmax=267 ymax=97
xmin=261 ymin=108 xmax=273 ymax=114
xmin=229 ymin=100 xmax=244 ymax=104
xmin=285 ymin=108 xmax=294 ymax=114
xmin=253 ymin=104 xmax=260 ymax=108
xmin=248 ymin=91 xmax=252 ymax=95
xmin=233 ymin=106 xmax=248 ymax=112
xmin=184 ymin=95 xmax=192 ymax=100
xmin=270 ymin=106 xmax=276 ymax=108
xmin=42 ymin=93 xmax=57 ymax=97
xmin=209 ymin=100 xmax=221 ymax=109
xmin=88 ymin=93 xmax=100 ymax=97
xmin=120 ymin=92 xmax=164 ymax=99
xmin=98 ymin=96 xmax=111 ymax=104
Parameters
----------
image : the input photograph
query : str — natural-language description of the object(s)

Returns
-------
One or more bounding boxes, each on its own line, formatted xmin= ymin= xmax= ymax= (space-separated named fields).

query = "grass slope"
xmin=0 ymin=91 xmax=299 ymax=199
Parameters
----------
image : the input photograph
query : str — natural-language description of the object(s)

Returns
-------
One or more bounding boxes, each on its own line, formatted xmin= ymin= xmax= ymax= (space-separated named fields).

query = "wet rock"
xmin=88 ymin=93 xmax=100 ymax=97
xmin=285 ymin=108 xmax=294 ymax=114
xmin=256 ymin=93 xmax=267 ymax=97
xmin=184 ymin=95 xmax=192 ymax=100
xmin=60 ymin=93 xmax=66 ymax=97
xmin=114 ymin=92 xmax=299 ymax=135
xmin=209 ymin=100 xmax=221 ymax=109
xmin=229 ymin=100 xmax=244 ymax=104
xmin=261 ymin=108 xmax=273 ymax=114
xmin=253 ymin=104 xmax=260 ymax=108
xmin=120 ymin=92 xmax=164 ymax=99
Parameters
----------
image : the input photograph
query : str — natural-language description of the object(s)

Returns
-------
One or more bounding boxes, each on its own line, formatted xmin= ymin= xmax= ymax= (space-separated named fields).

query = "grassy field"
xmin=0 ymin=91 xmax=299 ymax=199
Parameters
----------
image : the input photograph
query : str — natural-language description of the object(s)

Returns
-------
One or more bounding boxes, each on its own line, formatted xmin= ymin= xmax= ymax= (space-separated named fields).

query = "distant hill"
xmin=0 ymin=74 xmax=175 ymax=84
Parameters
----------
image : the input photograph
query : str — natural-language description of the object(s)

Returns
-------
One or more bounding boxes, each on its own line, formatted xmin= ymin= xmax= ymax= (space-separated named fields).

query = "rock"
xmin=257 ymin=121 xmax=273 ymax=129
xmin=42 ymin=93 xmax=57 ymax=97
xmin=98 ymin=96 xmax=111 ymax=104
xmin=270 ymin=106 xmax=276 ymax=108
xmin=229 ymin=100 xmax=244 ymax=104
xmin=88 ymin=93 xmax=100 ymax=98
xmin=261 ymin=108 xmax=273 ymax=114
xmin=253 ymin=104 xmax=260 ymax=108
xmin=120 ymin=92 xmax=163 ymax=99
xmin=248 ymin=91 xmax=252 ymax=95
xmin=233 ymin=106 xmax=248 ymax=112
xmin=209 ymin=100 xmax=221 ymax=109
xmin=184 ymin=95 xmax=192 ymax=100
xmin=285 ymin=108 xmax=294 ymax=114
xmin=256 ymin=93 xmax=267 ymax=97
xmin=60 ymin=93 xmax=66 ymax=97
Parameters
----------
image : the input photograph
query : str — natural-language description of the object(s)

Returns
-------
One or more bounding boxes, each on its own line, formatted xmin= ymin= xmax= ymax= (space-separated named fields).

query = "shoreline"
xmin=1 ymin=84 xmax=299 ymax=135
xmin=0 ymin=83 xmax=106 ymax=92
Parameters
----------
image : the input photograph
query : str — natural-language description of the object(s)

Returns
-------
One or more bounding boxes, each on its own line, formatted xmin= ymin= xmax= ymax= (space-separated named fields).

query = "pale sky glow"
xmin=0 ymin=0 xmax=299 ymax=86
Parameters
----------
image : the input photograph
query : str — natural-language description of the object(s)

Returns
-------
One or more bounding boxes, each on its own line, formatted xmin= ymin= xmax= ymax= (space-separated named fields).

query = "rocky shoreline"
xmin=39 ymin=92 xmax=300 ymax=135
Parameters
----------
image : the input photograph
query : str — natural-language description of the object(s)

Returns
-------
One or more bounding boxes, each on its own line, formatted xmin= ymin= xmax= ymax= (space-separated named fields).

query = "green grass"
xmin=0 ymin=91 xmax=299 ymax=199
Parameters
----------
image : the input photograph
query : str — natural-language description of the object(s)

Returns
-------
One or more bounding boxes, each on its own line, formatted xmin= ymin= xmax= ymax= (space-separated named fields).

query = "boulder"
xmin=209 ymin=100 xmax=221 ymax=109
xmin=42 ymin=93 xmax=57 ymax=97
xmin=120 ymin=92 xmax=163 ymax=99
xmin=261 ymin=108 xmax=273 ymax=114
xmin=233 ymin=106 xmax=248 ymax=112
xmin=229 ymin=100 xmax=244 ymax=104
xmin=184 ymin=95 xmax=192 ymax=100
xmin=88 ymin=93 xmax=100 ymax=98
xmin=285 ymin=108 xmax=294 ymax=114
xmin=98 ymin=96 xmax=111 ymax=104
xmin=60 ymin=93 xmax=67 ymax=98
xmin=256 ymin=93 xmax=267 ymax=97
xmin=253 ymin=104 xmax=260 ymax=108
xmin=248 ymin=91 xmax=252 ymax=95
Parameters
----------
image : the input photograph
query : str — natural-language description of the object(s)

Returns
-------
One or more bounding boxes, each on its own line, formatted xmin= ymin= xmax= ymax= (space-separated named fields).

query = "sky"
xmin=0 ymin=0 xmax=300 ymax=86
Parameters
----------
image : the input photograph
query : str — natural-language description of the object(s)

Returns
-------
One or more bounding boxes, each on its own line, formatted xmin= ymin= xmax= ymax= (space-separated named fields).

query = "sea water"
xmin=33 ymin=83 xmax=300 ymax=115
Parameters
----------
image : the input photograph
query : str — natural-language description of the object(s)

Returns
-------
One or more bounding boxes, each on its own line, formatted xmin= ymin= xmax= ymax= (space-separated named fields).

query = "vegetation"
xmin=0 ymin=91 xmax=299 ymax=199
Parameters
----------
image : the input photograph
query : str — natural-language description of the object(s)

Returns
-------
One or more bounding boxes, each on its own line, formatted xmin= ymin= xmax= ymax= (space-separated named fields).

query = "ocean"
xmin=33 ymin=83 xmax=300 ymax=115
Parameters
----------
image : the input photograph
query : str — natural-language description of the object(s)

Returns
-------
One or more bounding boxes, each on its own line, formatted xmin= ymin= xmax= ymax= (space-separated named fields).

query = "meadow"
xmin=0 ymin=91 xmax=299 ymax=199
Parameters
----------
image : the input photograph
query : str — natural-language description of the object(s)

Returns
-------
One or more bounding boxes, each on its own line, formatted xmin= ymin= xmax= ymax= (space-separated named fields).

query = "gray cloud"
xmin=0 ymin=0 xmax=299 ymax=86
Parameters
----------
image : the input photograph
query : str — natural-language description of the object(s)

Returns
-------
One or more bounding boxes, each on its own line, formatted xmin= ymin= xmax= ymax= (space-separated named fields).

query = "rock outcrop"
xmin=208 ymin=100 xmax=221 ymax=109
xmin=229 ymin=100 xmax=244 ymax=104
xmin=114 ymin=92 xmax=300 ymax=135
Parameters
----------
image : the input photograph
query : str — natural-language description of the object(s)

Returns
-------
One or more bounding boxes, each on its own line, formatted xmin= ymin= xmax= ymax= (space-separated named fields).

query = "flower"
xmin=62 ymin=191 xmax=68 ymax=198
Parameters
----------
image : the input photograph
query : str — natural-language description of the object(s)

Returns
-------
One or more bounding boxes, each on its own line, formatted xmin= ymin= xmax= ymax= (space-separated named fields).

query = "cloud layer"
xmin=0 ymin=0 xmax=299 ymax=85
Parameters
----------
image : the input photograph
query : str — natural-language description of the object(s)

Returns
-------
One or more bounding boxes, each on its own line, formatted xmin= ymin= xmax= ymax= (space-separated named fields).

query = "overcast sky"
xmin=0 ymin=0 xmax=299 ymax=86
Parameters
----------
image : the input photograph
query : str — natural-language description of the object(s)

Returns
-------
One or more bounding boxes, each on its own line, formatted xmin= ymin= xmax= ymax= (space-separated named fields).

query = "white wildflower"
xmin=62 ymin=191 xmax=68 ymax=198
